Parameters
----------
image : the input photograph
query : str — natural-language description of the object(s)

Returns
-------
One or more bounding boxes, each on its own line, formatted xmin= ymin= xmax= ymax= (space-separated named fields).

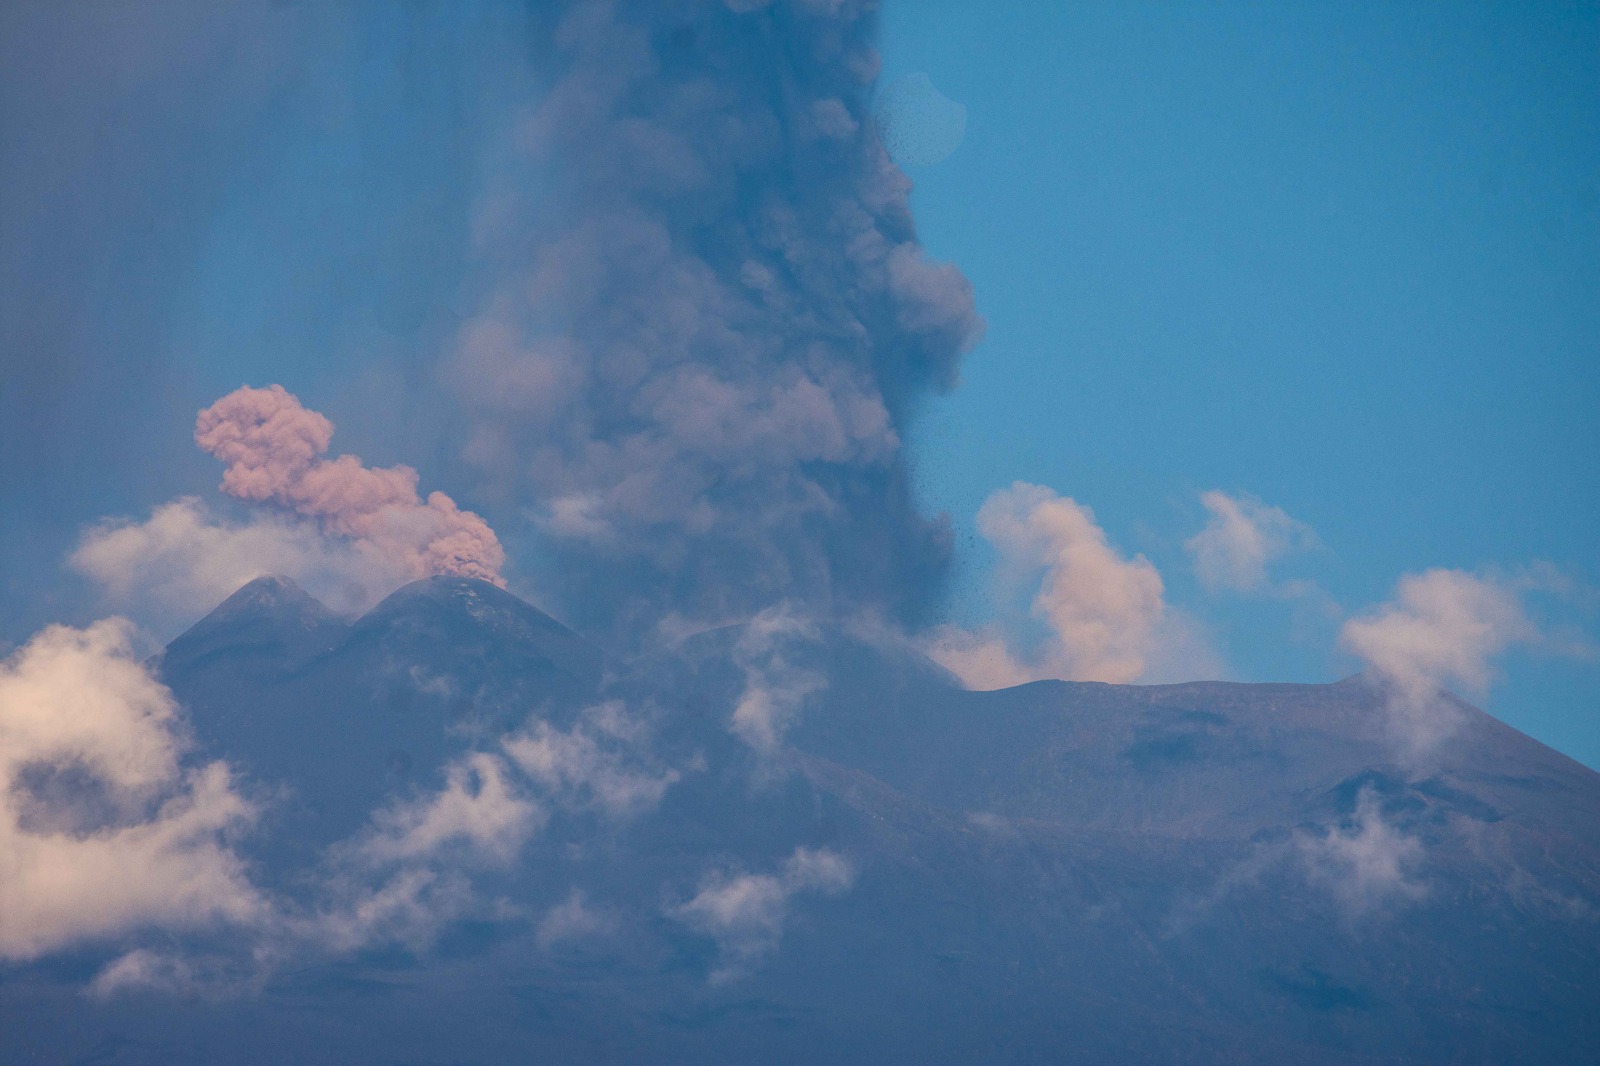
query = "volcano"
xmin=4 ymin=577 xmax=1597 ymax=1065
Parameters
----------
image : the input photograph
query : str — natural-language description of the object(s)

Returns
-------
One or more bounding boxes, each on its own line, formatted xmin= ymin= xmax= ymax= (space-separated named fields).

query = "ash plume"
xmin=447 ymin=0 xmax=982 ymax=639
xmin=73 ymin=385 xmax=509 ymax=625
xmin=196 ymin=385 xmax=505 ymax=586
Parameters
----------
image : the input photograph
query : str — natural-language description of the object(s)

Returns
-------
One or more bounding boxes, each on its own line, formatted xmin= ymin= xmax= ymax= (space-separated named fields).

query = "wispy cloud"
xmin=503 ymin=700 xmax=683 ymax=819
xmin=1294 ymin=787 xmax=1428 ymax=915
xmin=536 ymin=889 xmax=617 ymax=951
xmin=728 ymin=607 xmax=827 ymax=754
xmin=1186 ymin=490 xmax=1319 ymax=595
xmin=70 ymin=496 xmax=407 ymax=622
xmin=349 ymin=753 xmax=541 ymax=868
xmin=669 ymin=846 xmax=853 ymax=983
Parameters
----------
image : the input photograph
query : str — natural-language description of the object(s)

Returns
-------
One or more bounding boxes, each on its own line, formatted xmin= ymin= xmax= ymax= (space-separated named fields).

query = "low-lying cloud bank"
xmin=0 ymin=612 xmax=708 ymax=988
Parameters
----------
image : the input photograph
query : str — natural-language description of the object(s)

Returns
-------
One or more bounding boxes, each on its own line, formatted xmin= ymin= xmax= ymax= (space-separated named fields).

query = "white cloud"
xmin=254 ymin=749 xmax=547 ymax=981
xmin=1185 ymin=490 xmax=1318 ymax=593
xmin=927 ymin=483 xmax=1218 ymax=688
xmin=1169 ymin=789 xmax=1429 ymax=936
xmin=669 ymin=846 xmax=852 ymax=982
xmin=307 ymin=697 xmax=684 ymax=964
xmin=1339 ymin=569 xmax=1541 ymax=751
xmin=70 ymin=496 xmax=412 ymax=624
xmin=96 ymin=696 xmax=692 ymax=993
xmin=0 ymin=619 xmax=515 ymax=984
xmin=0 ymin=620 xmax=263 ymax=961
xmin=921 ymin=625 xmax=1038 ymax=692
xmin=90 ymin=949 xmax=196 ymax=998
xmin=502 ymin=700 xmax=683 ymax=818
xmin=979 ymin=485 xmax=1164 ymax=684
xmin=3 ymin=627 xmax=716 ymax=992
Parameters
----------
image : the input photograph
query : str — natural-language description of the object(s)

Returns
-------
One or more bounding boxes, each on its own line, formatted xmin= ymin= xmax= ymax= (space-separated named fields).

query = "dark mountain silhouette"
xmin=5 ymin=578 xmax=1597 ymax=1065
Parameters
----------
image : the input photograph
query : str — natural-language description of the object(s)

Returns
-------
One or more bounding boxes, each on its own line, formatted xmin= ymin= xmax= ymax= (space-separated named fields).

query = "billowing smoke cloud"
xmin=73 ymin=386 xmax=506 ymax=624
xmin=928 ymin=483 xmax=1217 ymax=688
xmin=196 ymin=385 xmax=505 ymax=584
xmin=0 ymin=620 xmax=262 ymax=961
xmin=1186 ymin=490 xmax=1318 ymax=594
xmin=1339 ymin=568 xmax=1545 ymax=751
xmin=447 ymin=0 xmax=981 ymax=639
xmin=669 ymin=845 xmax=853 ymax=983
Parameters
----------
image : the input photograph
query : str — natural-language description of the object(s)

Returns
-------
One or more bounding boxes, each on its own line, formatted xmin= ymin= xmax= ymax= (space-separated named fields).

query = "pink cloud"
xmin=194 ymin=385 xmax=505 ymax=585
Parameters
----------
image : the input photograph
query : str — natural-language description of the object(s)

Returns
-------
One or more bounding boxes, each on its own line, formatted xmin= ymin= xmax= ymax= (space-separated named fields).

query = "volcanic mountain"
xmin=5 ymin=577 xmax=1597 ymax=1065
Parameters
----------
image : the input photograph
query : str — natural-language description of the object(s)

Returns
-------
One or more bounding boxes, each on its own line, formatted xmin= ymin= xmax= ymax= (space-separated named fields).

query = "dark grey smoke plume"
xmin=449 ymin=0 xmax=982 ymax=639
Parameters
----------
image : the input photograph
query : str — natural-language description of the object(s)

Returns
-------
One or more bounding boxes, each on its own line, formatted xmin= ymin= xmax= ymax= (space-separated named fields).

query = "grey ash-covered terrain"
xmin=4 ymin=576 xmax=1597 ymax=1064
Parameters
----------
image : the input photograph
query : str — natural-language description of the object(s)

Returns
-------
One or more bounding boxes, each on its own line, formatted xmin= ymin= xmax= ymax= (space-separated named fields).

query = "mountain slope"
xmin=3 ymin=579 xmax=1596 ymax=1065
xmin=155 ymin=575 xmax=608 ymax=864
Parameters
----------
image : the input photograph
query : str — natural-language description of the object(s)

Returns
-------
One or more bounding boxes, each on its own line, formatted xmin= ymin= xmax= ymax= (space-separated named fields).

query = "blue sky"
xmin=881 ymin=1 xmax=1600 ymax=764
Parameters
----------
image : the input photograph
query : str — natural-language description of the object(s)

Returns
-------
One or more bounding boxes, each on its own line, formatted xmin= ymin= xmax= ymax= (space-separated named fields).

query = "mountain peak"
xmin=360 ymin=576 xmax=569 ymax=633
xmin=353 ymin=575 xmax=607 ymax=681
xmin=162 ymin=575 xmax=345 ymax=673
xmin=218 ymin=574 xmax=332 ymax=617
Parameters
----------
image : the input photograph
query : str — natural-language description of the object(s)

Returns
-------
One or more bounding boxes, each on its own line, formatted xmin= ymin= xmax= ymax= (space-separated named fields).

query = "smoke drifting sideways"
xmin=195 ymin=385 xmax=504 ymax=585
xmin=73 ymin=386 xmax=505 ymax=624
xmin=446 ymin=0 xmax=982 ymax=641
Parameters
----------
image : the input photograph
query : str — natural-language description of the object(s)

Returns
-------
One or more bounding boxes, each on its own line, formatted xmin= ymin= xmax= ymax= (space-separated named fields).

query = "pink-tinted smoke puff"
xmin=195 ymin=385 xmax=505 ymax=585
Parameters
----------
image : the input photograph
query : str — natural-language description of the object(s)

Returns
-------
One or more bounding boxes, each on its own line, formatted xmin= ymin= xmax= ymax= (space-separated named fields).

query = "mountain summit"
xmin=161 ymin=574 xmax=345 ymax=672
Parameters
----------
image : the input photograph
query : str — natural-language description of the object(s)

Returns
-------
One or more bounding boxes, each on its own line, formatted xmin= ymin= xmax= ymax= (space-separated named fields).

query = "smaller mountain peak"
xmin=354 ymin=575 xmax=606 ymax=678
xmin=222 ymin=574 xmax=329 ymax=613
xmin=162 ymin=575 xmax=345 ymax=672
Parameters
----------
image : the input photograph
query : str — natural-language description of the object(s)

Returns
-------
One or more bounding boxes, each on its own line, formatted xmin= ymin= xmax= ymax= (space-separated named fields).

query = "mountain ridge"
xmin=5 ymin=576 xmax=1595 ymax=1065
